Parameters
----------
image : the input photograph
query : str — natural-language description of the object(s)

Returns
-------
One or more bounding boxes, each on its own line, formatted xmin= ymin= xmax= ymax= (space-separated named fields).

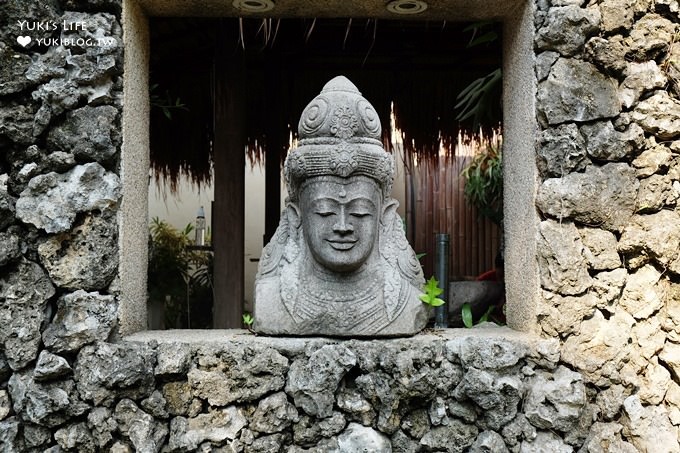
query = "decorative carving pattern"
xmin=299 ymin=96 xmax=329 ymax=136
xmin=329 ymin=144 xmax=359 ymax=177
xmin=330 ymin=106 xmax=359 ymax=139
xmin=357 ymin=98 xmax=381 ymax=136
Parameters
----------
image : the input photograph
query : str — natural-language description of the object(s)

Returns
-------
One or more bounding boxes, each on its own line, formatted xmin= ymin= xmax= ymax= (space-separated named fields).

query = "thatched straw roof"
xmin=150 ymin=17 xmax=502 ymax=190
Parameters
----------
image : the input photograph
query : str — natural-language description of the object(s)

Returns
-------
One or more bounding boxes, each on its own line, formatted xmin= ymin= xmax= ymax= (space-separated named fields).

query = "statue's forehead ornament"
xmin=284 ymin=76 xmax=395 ymax=201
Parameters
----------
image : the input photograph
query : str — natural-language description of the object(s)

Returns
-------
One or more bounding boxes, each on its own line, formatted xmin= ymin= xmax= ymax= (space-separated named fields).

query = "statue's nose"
xmin=333 ymin=209 xmax=354 ymax=234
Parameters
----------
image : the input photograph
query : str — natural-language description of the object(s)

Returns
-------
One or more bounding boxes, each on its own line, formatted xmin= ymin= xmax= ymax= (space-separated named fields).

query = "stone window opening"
xmin=121 ymin=0 xmax=537 ymax=336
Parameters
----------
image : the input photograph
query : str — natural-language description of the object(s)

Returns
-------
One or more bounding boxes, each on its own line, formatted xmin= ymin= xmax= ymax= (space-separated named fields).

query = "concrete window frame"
xmin=119 ymin=0 xmax=538 ymax=335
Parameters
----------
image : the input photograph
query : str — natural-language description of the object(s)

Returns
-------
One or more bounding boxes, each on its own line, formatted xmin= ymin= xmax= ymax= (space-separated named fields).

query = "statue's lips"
xmin=327 ymin=239 xmax=357 ymax=250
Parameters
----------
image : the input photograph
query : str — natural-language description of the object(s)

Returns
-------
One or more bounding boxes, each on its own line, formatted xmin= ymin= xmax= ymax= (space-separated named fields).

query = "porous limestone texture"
xmin=0 ymin=0 xmax=679 ymax=450
xmin=535 ymin=0 xmax=680 ymax=451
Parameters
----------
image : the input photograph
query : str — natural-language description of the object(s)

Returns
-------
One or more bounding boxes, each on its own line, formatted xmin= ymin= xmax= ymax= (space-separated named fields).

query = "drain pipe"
xmin=434 ymin=233 xmax=450 ymax=328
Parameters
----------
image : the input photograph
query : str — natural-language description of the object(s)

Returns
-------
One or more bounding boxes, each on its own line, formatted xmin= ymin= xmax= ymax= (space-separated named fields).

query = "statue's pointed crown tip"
xmin=321 ymin=75 xmax=361 ymax=94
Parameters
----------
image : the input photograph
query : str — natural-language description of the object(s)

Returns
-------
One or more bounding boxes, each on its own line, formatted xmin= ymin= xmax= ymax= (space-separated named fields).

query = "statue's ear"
xmin=381 ymin=198 xmax=399 ymax=226
xmin=287 ymin=202 xmax=302 ymax=229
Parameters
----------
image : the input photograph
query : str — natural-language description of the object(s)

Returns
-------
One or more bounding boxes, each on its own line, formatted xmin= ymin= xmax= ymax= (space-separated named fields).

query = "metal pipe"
xmin=434 ymin=233 xmax=450 ymax=328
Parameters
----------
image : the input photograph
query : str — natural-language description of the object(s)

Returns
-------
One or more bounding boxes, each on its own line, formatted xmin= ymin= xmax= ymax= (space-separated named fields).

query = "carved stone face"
xmin=298 ymin=176 xmax=381 ymax=273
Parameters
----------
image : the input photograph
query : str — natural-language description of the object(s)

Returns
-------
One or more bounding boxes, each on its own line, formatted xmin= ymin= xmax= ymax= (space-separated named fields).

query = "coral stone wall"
xmin=0 ymin=0 xmax=679 ymax=451
xmin=534 ymin=0 xmax=680 ymax=451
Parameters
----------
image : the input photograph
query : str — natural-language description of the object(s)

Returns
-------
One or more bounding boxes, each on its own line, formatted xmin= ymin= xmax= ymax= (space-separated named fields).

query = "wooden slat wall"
xmin=405 ymin=154 xmax=501 ymax=281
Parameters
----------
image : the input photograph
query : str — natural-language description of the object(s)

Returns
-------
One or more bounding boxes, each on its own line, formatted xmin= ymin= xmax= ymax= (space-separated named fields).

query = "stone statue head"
xmin=254 ymin=76 xmax=427 ymax=337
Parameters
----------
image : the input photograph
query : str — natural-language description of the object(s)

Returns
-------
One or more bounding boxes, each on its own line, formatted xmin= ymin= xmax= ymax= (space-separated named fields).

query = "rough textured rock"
xmin=47 ymin=105 xmax=119 ymax=163
xmin=8 ymin=371 xmax=88 ymax=428
xmin=579 ymin=121 xmax=644 ymax=162
xmin=34 ymin=350 xmax=72 ymax=381
xmin=535 ymin=6 xmax=600 ymax=56
xmin=390 ymin=429 xmax=419 ymax=453
xmin=660 ymin=342 xmax=680 ymax=379
xmin=0 ymin=42 xmax=34 ymax=96
xmin=619 ymin=264 xmax=667 ymax=319
xmin=501 ymin=414 xmax=536 ymax=451
xmin=0 ymin=184 xmax=16 ymax=231
xmin=637 ymin=357 xmax=671 ymax=405
xmin=75 ymin=342 xmax=155 ymax=406
xmin=524 ymin=366 xmax=586 ymax=432
xmin=580 ymin=422 xmax=638 ymax=453
xmin=0 ymin=417 xmax=22 ymax=451
xmin=286 ymin=345 xmax=356 ymax=418
xmin=32 ymin=78 xmax=81 ymax=134
xmin=115 ymin=399 xmax=168 ymax=452
xmin=0 ymin=259 xmax=55 ymax=370
xmin=637 ymin=174 xmax=678 ymax=213
xmin=633 ymin=91 xmax=680 ymax=140
xmin=0 ymin=104 xmax=38 ymax=145
xmin=294 ymin=412 xmax=346 ymax=446
xmin=163 ymin=381 xmax=194 ymax=416
xmin=168 ymin=407 xmax=247 ymax=451
xmin=585 ymin=36 xmax=628 ymax=75
xmin=156 ymin=342 xmax=192 ymax=376
xmin=453 ymin=368 xmax=522 ymax=430
xmin=538 ymin=292 xmax=597 ymax=337
xmin=562 ymin=310 xmax=635 ymax=386
xmin=23 ymin=423 xmax=52 ymax=449
xmin=536 ymin=124 xmax=588 ymax=177
xmin=537 ymin=220 xmax=592 ymax=295
xmin=595 ymin=386 xmax=626 ymax=422
xmin=24 ymin=45 xmax=68 ymax=84
xmin=618 ymin=210 xmax=680 ymax=274
xmin=141 ymin=390 xmax=169 ymax=419
xmin=578 ymin=227 xmax=620 ymax=270
xmin=538 ymin=58 xmax=620 ymax=126
xmin=42 ymin=290 xmax=117 ymax=353
xmin=632 ymin=142 xmax=673 ymax=177
xmin=189 ymin=345 xmax=288 ymax=406
xmin=336 ymin=386 xmax=375 ymax=426
xmin=419 ymin=419 xmax=478 ymax=452
xmin=55 ymin=421 xmax=96 ymax=452
xmin=446 ymin=336 xmax=529 ymax=371
xmin=519 ymin=431 xmax=573 ymax=453
xmin=469 ymin=430 xmax=510 ymax=453
xmin=535 ymin=51 xmax=559 ymax=82
xmin=337 ymin=423 xmax=391 ymax=453
xmin=88 ymin=407 xmax=117 ymax=448
xmin=621 ymin=395 xmax=680 ymax=453
xmin=15 ymin=163 xmax=120 ymax=233
xmin=0 ymin=230 xmax=22 ymax=267
xmin=599 ymin=0 xmax=635 ymax=33
xmin=251 ymin=392 xmax=299 ymax=434
xmin=625 ymin=13 xmax=677 ymax=61
xmin=633 ymin=319 xmax=665 ymax=362
xmin=0 ymin=390 xmax=10 ymax=421
xmin=536 ymin=163 xmax=639 ymax=232
xmin=619 ymin=61 xmax=667 ymax=108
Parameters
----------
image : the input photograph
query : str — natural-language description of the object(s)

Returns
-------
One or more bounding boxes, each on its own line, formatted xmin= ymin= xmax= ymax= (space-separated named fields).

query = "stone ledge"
xmin=124 ymin=325 xmax=547 ymax=348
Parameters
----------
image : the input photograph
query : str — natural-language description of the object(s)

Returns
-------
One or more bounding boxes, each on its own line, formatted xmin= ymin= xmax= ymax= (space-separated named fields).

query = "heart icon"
xmin=17 ymin=36 xmax=31 ymax=47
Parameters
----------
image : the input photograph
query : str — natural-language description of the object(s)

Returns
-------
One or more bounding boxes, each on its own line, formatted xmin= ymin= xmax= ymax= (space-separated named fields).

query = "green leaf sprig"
xmin=420 ymin=277 xmax=445 ymax=307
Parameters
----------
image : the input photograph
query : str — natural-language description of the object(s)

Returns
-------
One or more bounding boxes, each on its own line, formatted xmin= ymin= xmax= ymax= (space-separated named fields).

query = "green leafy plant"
xmin=420 ymin=276 xmax=445 ymax=307
xmin=461 ymin=303 xmax=495 ymax=328
xmin=242 ymin=313 xmax=254 ymax=327
xmin=148 ymin=217 xmax=213 ymax=328
xmin=455 ymin=22 xmax=502 ymax=127
xmin=461 ymin=142 xmax=503 ymax=225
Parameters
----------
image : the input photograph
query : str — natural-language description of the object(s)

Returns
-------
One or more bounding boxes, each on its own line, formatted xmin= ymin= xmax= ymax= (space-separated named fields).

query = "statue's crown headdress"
xmin=284 ymin=76 xmax=395 ymax=200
